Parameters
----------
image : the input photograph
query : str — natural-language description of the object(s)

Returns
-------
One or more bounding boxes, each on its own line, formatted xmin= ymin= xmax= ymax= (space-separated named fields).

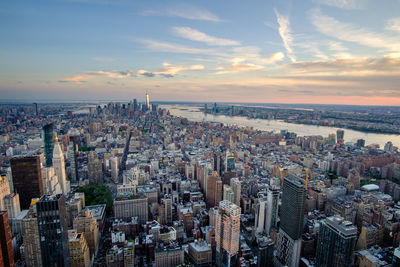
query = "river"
xmin=161 ymin=104 xmax=400 ymax=148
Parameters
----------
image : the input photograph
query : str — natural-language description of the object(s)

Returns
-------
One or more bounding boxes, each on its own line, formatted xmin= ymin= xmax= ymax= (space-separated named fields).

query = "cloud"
xmin=216 ymin=58 xmax=264 ymax=74
xmin=230 ymin=46 xmax=285 ymax=65
xmin=310 ymin=9 xmax=400 ymax=53
xmin=274 ymin=8 xmax=296 ymax=62
xmin=60 ymin=63 xmax=204 ymax=83
xmin=286 ymin=56 xmax=400 ymax=76
xmin=312 ymin=0 xmax=367 ymax=9
xmin=328 ymin=41 xmax=347 ymax=52
xmin=138 ymin=63 xmax=204 ymax=77
xmin=140 ymin=39 xmax=284 ymax=67
xmin=140 ymin=39 xmax=217 ymax=55
xmin=172 ymin=26 xmax=240 ymax=46
xmin=142 ymin=5 xmax=222 ymax=22
xmin=386 ymin=18 xmax=400 ymax=31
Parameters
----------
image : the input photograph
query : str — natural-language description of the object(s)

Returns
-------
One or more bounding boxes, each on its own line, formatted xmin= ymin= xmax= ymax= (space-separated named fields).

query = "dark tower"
xmin=37 ymin=194 xmax=70 ymax=267
xmin=43 ymin=123 xmax=54 ymax=167
xmin=10 ymin=155 xmax=43 ymax=209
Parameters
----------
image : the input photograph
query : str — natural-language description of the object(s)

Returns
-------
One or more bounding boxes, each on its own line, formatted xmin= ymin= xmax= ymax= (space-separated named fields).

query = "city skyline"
xmin=1 ymin=0 xmax=400 ymax=105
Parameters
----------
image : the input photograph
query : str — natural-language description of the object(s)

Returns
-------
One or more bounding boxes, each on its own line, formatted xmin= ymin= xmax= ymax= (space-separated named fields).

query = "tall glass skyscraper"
xmin=43 ymin=123 xmax=54 ymax=167
xmin=37 ymin=194 xmax=70 ymax=267
xmin=315 ymin=216 xmax=357 ymax=267
xmin=277 ymin=175 xmax=306 ymax=267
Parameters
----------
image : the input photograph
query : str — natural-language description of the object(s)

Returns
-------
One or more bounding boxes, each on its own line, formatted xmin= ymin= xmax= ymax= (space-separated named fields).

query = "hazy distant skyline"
xmin=1 ymin=0 xmax=400 ymax=105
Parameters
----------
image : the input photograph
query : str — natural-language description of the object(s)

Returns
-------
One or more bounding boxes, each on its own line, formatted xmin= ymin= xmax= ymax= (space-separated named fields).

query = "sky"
xmin=0 ymin=0 xmax=400 ymax=105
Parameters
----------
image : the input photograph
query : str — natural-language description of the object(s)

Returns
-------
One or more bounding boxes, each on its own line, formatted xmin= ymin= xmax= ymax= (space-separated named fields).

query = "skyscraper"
xmin=88 ymin=151 xmax=103 ymax=184
xmin=145 ymin=92 xmax=150 ymax=111
xmin=230 ymin=178 xmax=241 ymax=207
xmin=265 ymin=186 xmax=279 ymax=234
xmin=257 ymin=236 xmax=274 ymax=267
xmin=223 ymin=184 xmax=234 ymax=203
xmin=206 ymin=171 xmax=222 ymax=208
xmin=0 ymin=211 xmax=14 ymax=267
xmin=53 ymin=135 xmax=69 ymax=195
xmin=336 ymin=129 xmax=344 ymax=143
xmin=163 ymin=197 xmax=173 ymax=225
xmin=215 ymin=200 xmax=240 ymax=267
xmin=68 ymin=136 xmax=78 ymax=184
xmin=110 ymin=156 xmax=119 ymax=184
xmin=315 ymin=216 xmax=357 ymax=267
xmin=10 ymin=155 xmax=44 ymax=209
xmin=37 ymin=194 xmax=70 ymax=267
xmin=133 ymin=99 xmax=138 ymax=111
xmin=22 ymin=199 xmax=43 ymax=267
xmin=43 ymin=123 xmax=54 ymax=167
xmin=277 ymin=175 xmax=306 ymax=267
xmin=254 ymin=195 xmax=267 ymax=236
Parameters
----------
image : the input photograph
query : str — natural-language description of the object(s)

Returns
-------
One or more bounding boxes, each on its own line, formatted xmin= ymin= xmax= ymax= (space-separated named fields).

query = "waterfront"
xmin=162 ymin=105 xmax=400 ymax=148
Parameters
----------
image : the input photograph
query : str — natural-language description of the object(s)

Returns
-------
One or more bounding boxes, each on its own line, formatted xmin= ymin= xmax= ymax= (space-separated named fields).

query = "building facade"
xmin=0 ymin=211 xmax=14 ymax=267
xmin=315 ymin=216 xmax=358 ymax=267
xmin=36 ymin=194 xmax=70 ymax=267
xmin=277 ymin=175 xmax=306 ymax=267
xmin=10 ymin=156 xmax=44 ymax=209
xmin=215 ymin=200 xmax=240 ymax=267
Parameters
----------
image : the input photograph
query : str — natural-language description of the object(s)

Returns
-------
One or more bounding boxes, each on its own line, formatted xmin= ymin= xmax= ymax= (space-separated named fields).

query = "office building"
xmin=206 ymin=171 xmax=222 ymax=208
xmin=226 ymin=156 xmax=235 ymax=172
xmin=230 ymin=178 xmax=241 ymax=206
xmin=41 ymin=167 xmax=62 ymax=196
xmin=10 ymin=156 xmax=44 ymax=209
xmin=348 ymin=169 xmax=361 ymax=190
xmin=315 ymin=216 xmax=357 ymax=267
xmin=88 ymin=151 xmax=103 ymax=184
xmin=215 ymin=200 xmax=240 ymax=267
xmin=36 ymin=194 xmax=70 ymax=267
xmin=277 ymin=175 xmax=306 ymax=267
xmin=146 ymin=92 xmax=150 ymax=111
xmin=255 ymin=196 xmax=267 ymax=236
xmin=43 ymin=123 xmax=54 ymax=167
xmin=188 ymin=240 xmax=213 ymax=267
xmin=73 ymin=210 xmax=99 ymax=257
xmin=22 ymin=200 xmax=42 ymax=267
xmin=110 ymin=156 xmax=119 ymax=183
xmin=336 ymin=129 xmax=344 ymax=143
xmin=163 ymin=197 xmax=173 ymax=225
xmin=4 ymin=193 xmax=20 ymax=219
xmin=0 ymin=211 xmax=14 ymax=267
xmin=114 ymin=196 xmax=148 ymax=224
xmin=66 ymin=192 xmax=85 ymax=227
xmin=0 ymin=176 xmax=11 ymax=210
xmin=68 ymin=136 xmax=79 ymax=183
xmin=68 ymin=230 xmax=91 ymax=267
xmin=53 ymin=135 xmax=70 ymax=195
xmin=257 ymin=236 xmax=274 ymax=267
xmin=223 ymin=184 xmax=234 ymax=203
xmin=357 ymin=139 xmax=365 ymax=147
xmin=265 ymin=186 xmax=279 ymax=234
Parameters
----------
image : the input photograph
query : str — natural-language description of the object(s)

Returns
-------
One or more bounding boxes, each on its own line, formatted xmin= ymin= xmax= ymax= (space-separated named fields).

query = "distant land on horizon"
xmin=1 ymin=99 xmax=400 ymax=109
